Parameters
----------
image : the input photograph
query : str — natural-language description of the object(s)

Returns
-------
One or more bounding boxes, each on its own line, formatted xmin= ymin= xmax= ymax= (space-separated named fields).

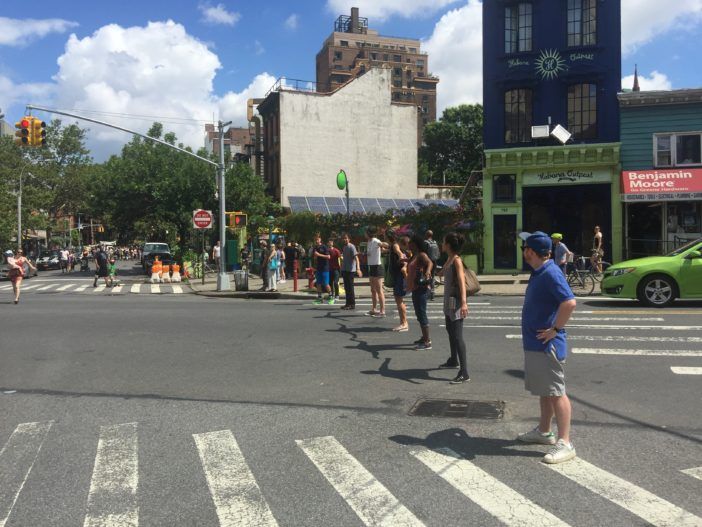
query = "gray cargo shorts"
xmin=524 ymin=349 xmax=566 ymax=397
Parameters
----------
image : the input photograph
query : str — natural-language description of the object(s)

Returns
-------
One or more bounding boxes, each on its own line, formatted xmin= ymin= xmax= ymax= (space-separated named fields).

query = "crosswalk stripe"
xmin=0 ymin=421 xmax=54 ymax=527
xmin=111 ymin=285 xmax=123 ymax=293
xmin=507 ymin=334 xmax=702 ymax=343
xmin=83 ymin=423 xmax=139 ymax=527
xmin=297 ymin=436 xmax=423 ymax=527
xmin=193 ymin=429 xmax=278 ymax=527
xmin=150 ymin=284 xmax=160 ymax=294
xmin=36 ymin=284 xmax=57 ymax=291
xmin=574 ymin=348 xmax=702 ymax=357
xmin=130 ymin=284 xmax=141 ymax=294
xmin=413 ymin=316 xmax=664 ymax=322
xmin=93 ymin=285 xmax=106 ymax=293
xmin=681 ymin=466 xmax=702 ymax=481
xmin=0 ymin=285 xmax=12 ymax=291
xmin=412 ymin=447 xmax=569 ymax=527
xmin=670 ymin=367 xmax=702 ymax=375
xmin=171 ymin=285 xmax=183 ymax=294
xmin=546 ymin=458 xmax=702 ymax=526
xmin=75 ymin=285 xmax=89 ymax=292
xmin=18 ymin=284 xmax=39 ymax=290
xmin=56 ymin=284 xmax=76 ymax=291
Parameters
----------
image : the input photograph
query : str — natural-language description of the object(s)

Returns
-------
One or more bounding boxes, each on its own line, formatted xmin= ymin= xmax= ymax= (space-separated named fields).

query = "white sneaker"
xmin=517 ymin=427 xmax=556 ymax=445
xmin=543 ymin=439 xmax=576 ymax=464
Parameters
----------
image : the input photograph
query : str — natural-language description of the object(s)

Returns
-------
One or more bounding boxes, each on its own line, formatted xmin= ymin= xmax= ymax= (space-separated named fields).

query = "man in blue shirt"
xmin=312 ymin=234 xmax=333 ymax=305
xmin=518 ymin=231 xmax=577 ymax=464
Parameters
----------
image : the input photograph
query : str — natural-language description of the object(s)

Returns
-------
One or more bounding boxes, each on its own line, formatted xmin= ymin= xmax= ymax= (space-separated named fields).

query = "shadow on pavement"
xmin=334 ymin=322 xmax=416 ymax=359
xmin=389 ymin=427 xmax=542 ymax=459
xmin=361 ymin=357 xmax=448 ymax=385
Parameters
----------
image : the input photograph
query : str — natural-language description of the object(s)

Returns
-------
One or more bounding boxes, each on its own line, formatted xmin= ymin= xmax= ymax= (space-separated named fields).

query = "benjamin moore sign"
xmin=522 ymin=169 xmax=612 ymax=186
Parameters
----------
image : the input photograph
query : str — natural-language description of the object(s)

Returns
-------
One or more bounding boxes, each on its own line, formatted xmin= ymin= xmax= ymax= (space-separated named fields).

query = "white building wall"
xmin=278 ymin=68 xmax=418 ymax=206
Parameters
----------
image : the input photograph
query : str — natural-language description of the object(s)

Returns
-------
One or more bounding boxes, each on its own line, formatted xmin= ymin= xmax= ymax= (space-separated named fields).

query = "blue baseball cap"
xmin=519 ymin=231 xmax=552 ymax=256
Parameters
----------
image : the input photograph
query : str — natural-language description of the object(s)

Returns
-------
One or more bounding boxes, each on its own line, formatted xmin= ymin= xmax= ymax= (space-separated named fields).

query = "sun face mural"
xmin=535 ymin=49 xmax=566 ymax=80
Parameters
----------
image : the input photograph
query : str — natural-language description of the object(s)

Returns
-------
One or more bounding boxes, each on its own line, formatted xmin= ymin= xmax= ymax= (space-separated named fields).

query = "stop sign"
xmin=193 ymin=209 xmax=213 ymax=229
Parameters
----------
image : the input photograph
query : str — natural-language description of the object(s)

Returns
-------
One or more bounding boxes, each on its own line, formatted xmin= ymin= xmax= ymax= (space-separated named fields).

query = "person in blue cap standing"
xmin=517 ymin=231 xmax=577 ymax=464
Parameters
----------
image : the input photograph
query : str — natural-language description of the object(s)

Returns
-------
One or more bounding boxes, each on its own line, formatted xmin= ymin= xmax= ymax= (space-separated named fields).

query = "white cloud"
xmin=423 ymin=0 xmax=482 ymax=114
xmin=284 ymin=14 xmax=300 ymax=30
xmin=49 ymin=20 xmax=271 ymax=159
xmin=325 ymin=0 xmax=460 ymax=21
xmin=219 ymin=73 xmax=276 ymax=126
xmin=0 ymin=75 xmax=55 ymax=116
xmin=622 ymin=0 xmax=702 ymax=55
xmin=621 ymin=70 xmax=673 ymax=91
xmin=198 ymin=2 xmax=241 ymax=26
xmin=0 ymin=17 xmax=78 ymax=47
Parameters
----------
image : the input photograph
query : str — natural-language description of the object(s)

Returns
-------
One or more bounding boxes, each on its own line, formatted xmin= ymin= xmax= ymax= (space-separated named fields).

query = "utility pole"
xmin=17 ymin=172 xmax=22 ymax=251
xmin=26 ymin=104 xmax=232 ymax=291
xmin=217 ymin=120 xmax=232 ymax=291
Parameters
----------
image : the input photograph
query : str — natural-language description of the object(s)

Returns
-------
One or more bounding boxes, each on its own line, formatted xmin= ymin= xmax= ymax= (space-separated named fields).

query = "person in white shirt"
xmin=213 ymin=241 xmax=221 ymax=272
xmin=59 ymin=248 xmax=69 ymax=273
xmin=364 ymin=226 xmax=389 ymax=317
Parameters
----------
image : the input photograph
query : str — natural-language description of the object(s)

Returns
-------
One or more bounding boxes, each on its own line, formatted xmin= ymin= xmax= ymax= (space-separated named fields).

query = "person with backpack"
xmin=440 ymin=232 xmax=470 ymax=384
xmin=424 ymin=230 xmax=440 ymax=300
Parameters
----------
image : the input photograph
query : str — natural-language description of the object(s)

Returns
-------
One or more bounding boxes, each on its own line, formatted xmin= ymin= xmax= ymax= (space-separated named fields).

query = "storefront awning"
xmin=621 ymin=168 xmax=702 ymax=202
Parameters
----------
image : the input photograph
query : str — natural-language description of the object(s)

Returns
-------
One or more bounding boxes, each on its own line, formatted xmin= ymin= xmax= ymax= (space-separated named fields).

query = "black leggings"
xmin=444 ymin=316 xmax=468 ymax=377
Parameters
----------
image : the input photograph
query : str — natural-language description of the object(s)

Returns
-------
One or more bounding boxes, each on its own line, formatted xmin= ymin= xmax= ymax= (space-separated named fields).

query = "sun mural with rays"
xmin=535 ymin=49 xmax=567 ymax=80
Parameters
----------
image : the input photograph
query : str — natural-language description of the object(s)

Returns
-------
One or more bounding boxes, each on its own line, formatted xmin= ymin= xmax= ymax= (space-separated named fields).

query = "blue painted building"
xmin=481 ymin=0 xmax=623 ymax=272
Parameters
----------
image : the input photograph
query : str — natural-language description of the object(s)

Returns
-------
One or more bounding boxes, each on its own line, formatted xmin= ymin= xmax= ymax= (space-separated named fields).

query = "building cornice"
xmin=618 ymin=89 xmax=702 ymax=107
xmin=484 ymin=142 xmax=621 ymax=171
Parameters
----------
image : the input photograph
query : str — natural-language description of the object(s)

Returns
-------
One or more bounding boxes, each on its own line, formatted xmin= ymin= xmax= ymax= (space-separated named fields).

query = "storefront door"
xmin=627 ymin=203 xmax=663 ymax=258
xmin=493 ymin=215 xmax=517 ymax=269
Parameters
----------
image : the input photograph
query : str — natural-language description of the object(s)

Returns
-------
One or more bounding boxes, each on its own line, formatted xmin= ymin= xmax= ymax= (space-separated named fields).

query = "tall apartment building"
xmin=316 ymin=7 xmax=438 ymax=131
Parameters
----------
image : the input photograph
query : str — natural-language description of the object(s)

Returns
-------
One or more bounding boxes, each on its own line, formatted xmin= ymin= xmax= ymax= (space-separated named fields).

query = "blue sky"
xmin=1 ymin=0 xmax=701 ymax=159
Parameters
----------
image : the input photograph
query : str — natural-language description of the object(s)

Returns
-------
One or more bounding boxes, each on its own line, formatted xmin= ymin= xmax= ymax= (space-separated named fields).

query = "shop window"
xmin=504 ymin=3 xmax=532 ymax=54
xmin=567 ymin=0 xmax=596 ymax=47
xmin=504 ymin=88 xmax=533 ymax=144
xmin=655 ymin=133 xmax=702 ymax=167
xmin=493 ymin=174 xmax=517 ymax=202
xmin=667 ymin=202 xmax=701 ymax=235
xmin=567 ymin=83 xmax=597 ymax=140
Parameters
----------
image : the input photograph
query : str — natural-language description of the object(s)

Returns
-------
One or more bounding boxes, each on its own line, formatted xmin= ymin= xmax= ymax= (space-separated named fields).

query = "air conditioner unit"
xmin=531 ymin=125 xmax=550 ymax=139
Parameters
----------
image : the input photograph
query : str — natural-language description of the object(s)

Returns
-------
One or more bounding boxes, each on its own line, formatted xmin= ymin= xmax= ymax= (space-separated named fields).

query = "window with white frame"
xmin=655 ymin=133 xmax=702 ymax=167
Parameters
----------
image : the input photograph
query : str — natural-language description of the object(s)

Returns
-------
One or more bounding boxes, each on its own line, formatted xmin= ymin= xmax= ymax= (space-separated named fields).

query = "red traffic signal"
xmin=14 ymin=118 xmax=31 ymax=146
xmin=228 ymin=212 xmax=247 ymax=228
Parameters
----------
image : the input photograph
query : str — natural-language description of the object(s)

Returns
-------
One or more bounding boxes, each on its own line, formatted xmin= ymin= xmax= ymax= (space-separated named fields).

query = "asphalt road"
xmin=1 ymin=269 xmax=701 ymax=526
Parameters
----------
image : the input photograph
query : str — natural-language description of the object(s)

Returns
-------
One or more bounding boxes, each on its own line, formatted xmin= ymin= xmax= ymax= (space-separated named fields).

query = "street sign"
xmin=193 ymin=209 xmax=214 ymax=229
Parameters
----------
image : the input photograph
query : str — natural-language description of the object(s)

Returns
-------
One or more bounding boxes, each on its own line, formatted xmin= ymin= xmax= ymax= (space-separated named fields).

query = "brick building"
xmin=204 ymin=124 xmax=252 ymax=164
xmin=315 ymin=7 xmax=438 ymax=133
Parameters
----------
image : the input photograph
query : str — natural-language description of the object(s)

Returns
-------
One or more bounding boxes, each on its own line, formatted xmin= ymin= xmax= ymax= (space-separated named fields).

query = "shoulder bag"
xmin=451 ymin=256 xmax=481 ymax=298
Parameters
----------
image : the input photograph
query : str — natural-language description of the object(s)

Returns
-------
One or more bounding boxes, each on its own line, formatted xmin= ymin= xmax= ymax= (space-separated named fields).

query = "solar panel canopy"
xmin=288 ymin=196 xmax=458 ymax=214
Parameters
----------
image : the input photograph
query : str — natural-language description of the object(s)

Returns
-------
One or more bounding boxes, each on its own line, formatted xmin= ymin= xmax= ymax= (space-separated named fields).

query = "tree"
xmin=419 ymin=104 xmax=483 ymax=186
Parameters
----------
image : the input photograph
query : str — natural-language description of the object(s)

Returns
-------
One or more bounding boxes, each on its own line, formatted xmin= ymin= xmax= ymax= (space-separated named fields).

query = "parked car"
xmin=601 ymin=238 xmax=702 ymax=307
xmin=141 ymin=242 xmax=172 ymax=274
xmin=36 ymin=250 xmax=60 ymax=271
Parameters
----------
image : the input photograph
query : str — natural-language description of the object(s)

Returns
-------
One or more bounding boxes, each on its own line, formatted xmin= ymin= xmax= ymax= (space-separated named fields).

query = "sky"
xmin=1 ymin=0 xmax=701 ymax=160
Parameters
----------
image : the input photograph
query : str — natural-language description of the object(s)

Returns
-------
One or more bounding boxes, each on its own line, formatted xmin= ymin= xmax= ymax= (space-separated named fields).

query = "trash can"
xmin=233 ymin=270 xmax=249 ymax=291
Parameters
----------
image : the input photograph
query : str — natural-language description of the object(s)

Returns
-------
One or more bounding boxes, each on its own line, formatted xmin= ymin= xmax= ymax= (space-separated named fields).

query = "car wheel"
xmin=637 ymin=274 xmax=677 ymax=307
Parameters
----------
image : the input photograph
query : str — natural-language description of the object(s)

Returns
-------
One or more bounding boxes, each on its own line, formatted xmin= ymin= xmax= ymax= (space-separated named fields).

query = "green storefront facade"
xmin=482 ymin=143 xmax=623 ymax=274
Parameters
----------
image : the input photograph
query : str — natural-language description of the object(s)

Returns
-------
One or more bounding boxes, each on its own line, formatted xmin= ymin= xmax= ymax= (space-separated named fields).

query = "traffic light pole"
xmin=26 ymin=104 xmax=233 ymax=291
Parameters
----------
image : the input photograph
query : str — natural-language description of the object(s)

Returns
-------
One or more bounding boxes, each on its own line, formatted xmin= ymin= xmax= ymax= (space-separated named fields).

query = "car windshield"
xmin=40 ymin=251 xmax=58 ymax=258
xmin=144 ymin=243 xmax=169 ymax=252
xmin=666 ymin=238 xmax=702 ymax=256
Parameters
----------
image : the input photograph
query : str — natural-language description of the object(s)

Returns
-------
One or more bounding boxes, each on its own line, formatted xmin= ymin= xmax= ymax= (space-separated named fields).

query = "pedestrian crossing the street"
xmin=0 ymin=281 xmax=187 ymax=296
xmin=1 ymin=421 xmax=700 ymax=526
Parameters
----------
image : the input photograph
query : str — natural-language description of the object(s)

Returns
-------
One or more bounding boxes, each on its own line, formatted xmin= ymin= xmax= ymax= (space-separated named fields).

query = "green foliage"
xmin=419 ymin=104 xmax=483 ymax=186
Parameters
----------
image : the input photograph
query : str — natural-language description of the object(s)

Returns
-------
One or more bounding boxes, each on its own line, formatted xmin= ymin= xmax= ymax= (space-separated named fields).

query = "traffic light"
xmin=31 ymin=118 xmax=46 ymax=146
xmin=14 ymin=117 xmax=31 ymax=146
xmin=233 ymin=213 xmax=247 ymax=228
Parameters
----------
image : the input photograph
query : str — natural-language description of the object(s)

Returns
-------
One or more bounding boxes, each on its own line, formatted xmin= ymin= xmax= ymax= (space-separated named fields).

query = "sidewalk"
xmin=187 ymin=271 xmax=531 ymax=299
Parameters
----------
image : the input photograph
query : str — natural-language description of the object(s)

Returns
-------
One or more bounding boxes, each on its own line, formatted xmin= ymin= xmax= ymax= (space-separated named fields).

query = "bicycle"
xmin=565 ymin=257 xmax=596 ymax=296
xmin=574 ymin=255 xmax=611 ymax=282
xmin=191 ymin=260 xmax=217 ymax=279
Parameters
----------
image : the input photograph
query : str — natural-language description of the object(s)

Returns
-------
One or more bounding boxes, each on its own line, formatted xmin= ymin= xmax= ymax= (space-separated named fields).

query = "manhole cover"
xmin=408 ymin=399 xmax=505 ymax=419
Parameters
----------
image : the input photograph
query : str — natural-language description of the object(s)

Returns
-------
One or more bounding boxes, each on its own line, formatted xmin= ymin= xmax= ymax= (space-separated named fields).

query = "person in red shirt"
xmin=328 ymin=238 xmax=342 ymax=300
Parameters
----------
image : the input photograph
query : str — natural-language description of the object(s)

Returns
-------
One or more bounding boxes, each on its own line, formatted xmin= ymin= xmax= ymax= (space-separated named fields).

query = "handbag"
xmin=451 ymin=256 xmax=481 ymax=298
xmin=268 ymin=256 xmax=278 ymax=271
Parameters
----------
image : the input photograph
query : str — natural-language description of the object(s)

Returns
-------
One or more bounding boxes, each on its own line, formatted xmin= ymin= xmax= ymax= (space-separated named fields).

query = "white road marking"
xmin=83 ymin=422 xmax=139 ymax=527
xmin=93 ymin=285 xmax=106 ymax=293
xmin=507 ymin=334 xmax=702 ymax=343
xmin=75 ymin=285 xmax=89 ymax=292
xmin=546 ymin=458 xmax=702 ymax=526
xmin=0 ymin=285 xmax=12 ymax=291
xmin=193 ymin=429 xmax=278 ymax=527
xmin=111 ymin=285 xmax=123 ymax=294
xmin=574 ymin=348 xmax=702 ymax=357
xmin=150 ymin=284 xmax=161 ymax=294
xmin=418 ymin=316 xmax=664 ymax=322
xmin=412 ymin=447 xmax=569 ymax=527
xmin=297 ymin=436 xmax=423 ymax=527
xmin=681 ymin=466 xmax=702 ymax=480
xmin=670 ymin=367 xmax=702 ymax=375
xmin=56 ymin=284 xmax=76 ymax=291
xmin=36 ymin=284 xmax=57 ymax=291
xmin=17 ymin=284 xmax=40 ymax=290
xmin=171 ymin=285 xmax=183 ymax=294
xmin=130 ymin=284 xmax=141 ymax=294
xmin=0 ymin=422 xmax=54 ymax=527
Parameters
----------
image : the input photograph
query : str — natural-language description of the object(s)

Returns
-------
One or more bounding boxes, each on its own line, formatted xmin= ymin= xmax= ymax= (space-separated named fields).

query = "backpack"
xmin=425 ymin=239 xmax=440 ymax=263
xmin=450 ymin=256 xmax=481 ymax=298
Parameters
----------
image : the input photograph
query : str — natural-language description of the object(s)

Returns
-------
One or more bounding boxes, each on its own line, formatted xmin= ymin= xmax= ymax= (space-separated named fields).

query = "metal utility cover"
xmin=409 ymin=399 xmax=505 ymax=420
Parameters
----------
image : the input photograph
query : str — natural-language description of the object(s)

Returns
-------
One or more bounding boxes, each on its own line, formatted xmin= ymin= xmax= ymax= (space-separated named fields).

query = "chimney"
xmin=350 ymin=7 xmax=359 ymax=34
xmin=632 ymin=64 xmax=640 ymax=92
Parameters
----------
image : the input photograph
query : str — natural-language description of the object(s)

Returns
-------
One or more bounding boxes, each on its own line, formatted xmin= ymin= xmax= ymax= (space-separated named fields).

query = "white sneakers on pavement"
xmin=543 ymin=439 xmax=577 ymax=464
xmin=517 ymin=427 xmax=556 ymax=445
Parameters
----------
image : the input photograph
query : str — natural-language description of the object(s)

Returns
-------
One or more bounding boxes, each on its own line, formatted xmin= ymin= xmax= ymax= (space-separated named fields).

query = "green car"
xmin=601 ymin=238 xmax=702 ymax=307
